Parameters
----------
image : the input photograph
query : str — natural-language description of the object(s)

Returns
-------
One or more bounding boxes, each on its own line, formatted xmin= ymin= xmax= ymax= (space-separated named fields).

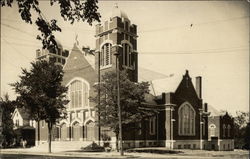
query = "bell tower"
xmin=95 ymin=4 xmax=138 ymax=82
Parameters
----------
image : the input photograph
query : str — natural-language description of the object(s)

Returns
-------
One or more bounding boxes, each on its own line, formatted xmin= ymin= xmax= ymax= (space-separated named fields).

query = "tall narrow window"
xmin=16 ymin=120 xmax=19 ymax=127
xmin=125 ymin=21 xmax=129 ymax=31
xmin=101 ymin=43 xmax=112 ymax=67
xmin=178 ymin=102 xmax=195 ymax=136
xmin=70 ymin=80 xmax=89 ymax=109
xmin=128 ymin=47 xmax=132 ymax=66
xmin=202 ymin=119 xmax=206 ymax=136
xmin=138 ymin=122 xmax=142 ymax=135
xmin=122 ymin=43 xmax=132 ymax=67
xmin=227 ymin=125 xmax=231 ymax=137
xmin=149 ymin=117 xmax=156 ymax=135
xmin=42 ymin=120 xmax=45 ymax=128
xmin=209 ymin=124 xmax=216 ymax=137
xmin=223 ymin=124 xmax=226 ymax=137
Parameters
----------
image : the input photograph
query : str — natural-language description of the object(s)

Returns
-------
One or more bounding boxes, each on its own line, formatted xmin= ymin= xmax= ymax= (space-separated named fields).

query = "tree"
xmin=244 ymin=122 xmax=250 ymax=149
xmin=11 ymin=60 xmax=69 ymax=153
xmin=90 ymin=70 xmax=155 ymax=151
xmin=234 ymin=111 xmax=249 ymax=149
xmin=1 ymin=0 xmax=101 ymax=50
xmin=0 ymin=93 xmax=16 ymax=148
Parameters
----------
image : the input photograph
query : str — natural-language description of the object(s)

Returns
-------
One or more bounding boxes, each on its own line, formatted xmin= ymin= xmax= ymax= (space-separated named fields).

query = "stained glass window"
xmin=178 ymin=103 xmax=195 ymax=136
xmin=70 ymin=80 xmax=89 ymax=109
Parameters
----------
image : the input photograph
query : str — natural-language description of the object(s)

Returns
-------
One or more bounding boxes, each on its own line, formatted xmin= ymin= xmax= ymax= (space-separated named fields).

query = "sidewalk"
xmin=1 ymin=147 xmax=249 ymax=159
xmin=0 ymin=148 xmax=209 ymax=159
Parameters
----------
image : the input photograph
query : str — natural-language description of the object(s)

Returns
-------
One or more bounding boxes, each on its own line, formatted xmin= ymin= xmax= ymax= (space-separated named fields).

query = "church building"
xmin=34 ymin=4 xmax=234 ymax=151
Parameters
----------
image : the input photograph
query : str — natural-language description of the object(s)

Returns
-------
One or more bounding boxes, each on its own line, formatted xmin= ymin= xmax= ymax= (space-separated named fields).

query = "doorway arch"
xmin=85 ymin=121 xmax=95 ymax=141
xmin=72 ymin=122 xmax=81 ymax=141
xmin=60 ymin=123 xmax=67 ymax=141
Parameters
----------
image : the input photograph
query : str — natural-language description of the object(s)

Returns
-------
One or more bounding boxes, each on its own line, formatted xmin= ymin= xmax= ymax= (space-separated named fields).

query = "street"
xmin=0 ymin=151 xmax=249 ymax=159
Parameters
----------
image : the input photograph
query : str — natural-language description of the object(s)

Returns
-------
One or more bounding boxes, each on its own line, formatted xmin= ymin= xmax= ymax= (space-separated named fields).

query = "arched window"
xmin=178 ymin=102 xmax=195 ymax=136
xmin=209 ymin=124 xmax=216 ymax=136
xmin=101 ymin=43 xmax=112 ymax=67
xmin=122 ymin=43 xmax=132 ymax=67
xmin=223 ymin=124 xmax=226 ymax=137
xmin=138 ymin=122 xmax=142 ymax=135
xmin=69 ymin=80 xmax=89 ymax=109
xmin=149 ymin=117 xmax=156 ymax=135
xmin=227 ymin=124 xmax=231 ymax=137
xmin=16 ymin=119 xmax=19 ymax=127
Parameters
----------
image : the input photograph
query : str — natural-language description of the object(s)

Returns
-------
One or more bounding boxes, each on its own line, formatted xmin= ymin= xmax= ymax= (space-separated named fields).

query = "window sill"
xmin=68 ymin=107 xmax=89 ymax=111
xmin=122 ymin=65 xmax=134 ymax=70
xmin=178 ymin=134 xmax=196 ymax=136
xmin=100 ymin=64 xmax=112 ymax=70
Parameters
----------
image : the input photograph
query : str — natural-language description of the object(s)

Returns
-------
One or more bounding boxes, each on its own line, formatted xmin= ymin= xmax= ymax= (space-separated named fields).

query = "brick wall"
xmin=172 ymin=73 xmax=203 ymax=141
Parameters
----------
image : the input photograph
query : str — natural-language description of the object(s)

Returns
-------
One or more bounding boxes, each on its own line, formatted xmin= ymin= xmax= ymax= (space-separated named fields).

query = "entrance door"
xmin=86 ymin=121 xmax=95 ymax=141
xmin=60 ymin=123 xmax=67 ymax=141
xmin=211 ymin=144 xmax=215 ymax=150
xmin=72 ymin=122 xmax=80 ymax=141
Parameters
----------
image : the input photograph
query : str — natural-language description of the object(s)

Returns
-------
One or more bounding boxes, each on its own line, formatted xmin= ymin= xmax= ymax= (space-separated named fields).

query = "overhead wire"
xmin=2 ymin=39 xmax=247 ymax=55
xmin=1 ymin=38 xmax=33 ymax=61
xmin=1 ymin=18 xmax=94 ymax=32
xmin=3 ymin=30 xmax=246 ymax=56
xmin=1 ymin=15 xmax=248 ymax=74
xmin=138 ymin=15 xmax=249 ymax=33
xmin=2 ymin=33 xmax=248 ymax=56
xmin=1 ymin=40 xmax=32 ymax=69
xmin=1 ymin=23 xmax=37 ymax=38
xmin=139 ymin=47 xmax=248 ymax=55
xmin=2 ymin=19 xmax=248 ymax=55
xmin=2 ymin=15 xmax=249 ymax=35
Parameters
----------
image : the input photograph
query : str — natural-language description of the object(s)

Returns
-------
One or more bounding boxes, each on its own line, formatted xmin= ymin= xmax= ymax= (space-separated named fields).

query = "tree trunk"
xmin=37 ymin=121 xmax=40 ymax=145
xmin=48 ymin=122 xmax=52 ymax=153
xmin=116 ymin=133 xmax=119 ymax=152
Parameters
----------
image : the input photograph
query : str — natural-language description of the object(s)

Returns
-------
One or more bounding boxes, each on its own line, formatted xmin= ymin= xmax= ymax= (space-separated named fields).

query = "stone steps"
xmin=32 ymin=141 xmax=93 ymax=152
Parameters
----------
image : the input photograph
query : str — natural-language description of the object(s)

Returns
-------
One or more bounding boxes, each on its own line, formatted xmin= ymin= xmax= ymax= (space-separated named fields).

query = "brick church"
xmin=34 ymin=4 xmax=234 ymax=150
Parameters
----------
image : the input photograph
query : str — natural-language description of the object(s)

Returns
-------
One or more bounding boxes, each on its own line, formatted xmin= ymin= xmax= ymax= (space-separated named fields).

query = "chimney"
xmin=162 ymin=92 xmax=173 ymax=104
xmin=204 ymin=103 xmax=208 ymax=112
xmin=36 ymin=49 xmax=41 ymax=58
xmin=162 ymin=93 xmax=166 ymax=104
xmin=196 ymin=76 xmax=202 ymax=99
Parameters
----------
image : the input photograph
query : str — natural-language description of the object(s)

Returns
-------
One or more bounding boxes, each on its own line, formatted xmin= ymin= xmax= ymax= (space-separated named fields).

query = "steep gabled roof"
xmin=63 ymin=44 xmax=95 ymax=71
xmin=12 ymin=108 xmax=30 ymax=120
xmin=62 ymin=44 xmax=97 ymax=85
xmin=148 ymin=74 xmax=182 ymax=96
xmin=138 ymin=67 xmax=182 ymax=96
xmin=208 ymin=105 xmax=225 ymax=116
xmin=138 ymin=67 xmax=168 ymax=82
xmin=144 ymin=93 xmax=158 ymax=105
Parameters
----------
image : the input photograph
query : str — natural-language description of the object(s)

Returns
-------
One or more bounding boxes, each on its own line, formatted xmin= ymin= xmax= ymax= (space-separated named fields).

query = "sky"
xmin=1 ymin=1 xmax=249 ymax=115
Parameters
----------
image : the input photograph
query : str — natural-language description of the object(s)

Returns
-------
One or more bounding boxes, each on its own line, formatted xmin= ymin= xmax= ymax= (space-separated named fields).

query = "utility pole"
xmin=98 ymin=50 xmax=101 ymax=145
xmin=0 ymin=97 xmax=3 ymax=148
xmin=113 ymin=45 xmax=123 ymax=156
xmin=0 ymin=34 xmax=2 ymax=147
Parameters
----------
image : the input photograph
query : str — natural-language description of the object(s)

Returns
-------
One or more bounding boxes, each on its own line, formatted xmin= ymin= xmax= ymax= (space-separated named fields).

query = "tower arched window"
xmin=223 ymin=124 xmax=226 ymax=137
xmin=101 ymin=43 xmax=112 ymax=67
xmin=69 ymin=80 xmax=89 ymax=109
xmin=227 ymin=124 xmax=231 ymax=137
xmin=178 ymin=102 xmax=195 ymax=136
xmin=209 ymin=124 xmax=216 ymax=137
xmin=122 ymin=43 xmax=132 ymax=67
